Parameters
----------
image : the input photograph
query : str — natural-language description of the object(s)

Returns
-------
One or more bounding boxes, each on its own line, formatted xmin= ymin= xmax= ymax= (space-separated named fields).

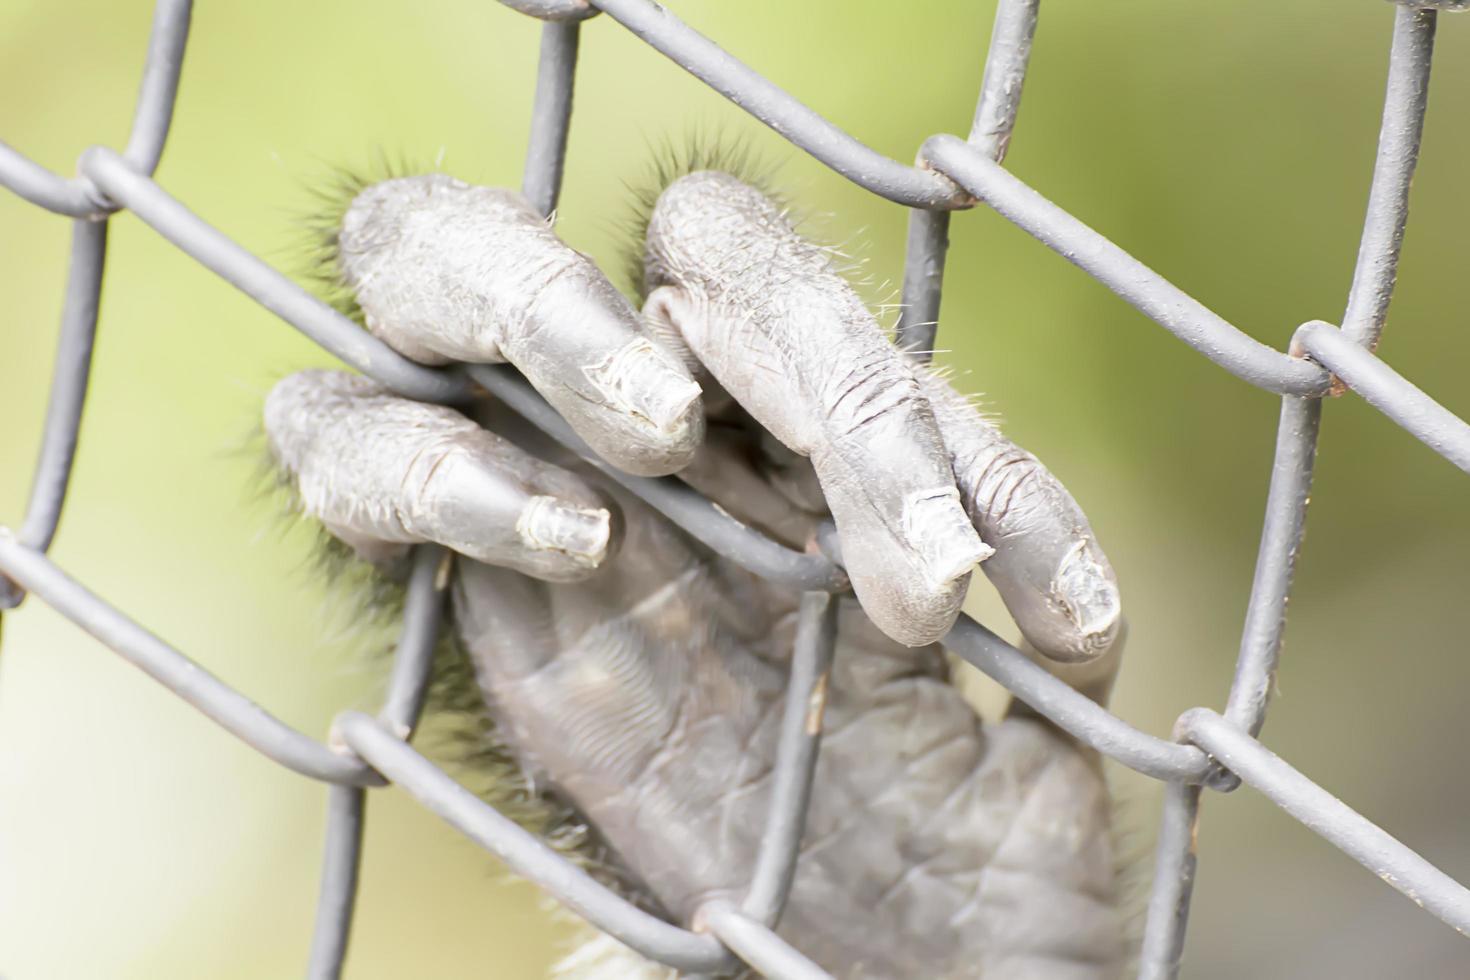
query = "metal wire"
xmin=895 ymin=0 xmax=1037 ymax=359
xmin=741 ymin=592 xmax=838 ymax=929
xmin=1 ymin=1 xmax=1467 ymax=977
xmin=0 ymin=219 xmax=107 ymax=611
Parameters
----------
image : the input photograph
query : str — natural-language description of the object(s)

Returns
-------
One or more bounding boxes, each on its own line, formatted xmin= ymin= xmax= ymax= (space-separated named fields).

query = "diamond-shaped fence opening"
xmin=2 ymin=1 xmax=1468 ymax=977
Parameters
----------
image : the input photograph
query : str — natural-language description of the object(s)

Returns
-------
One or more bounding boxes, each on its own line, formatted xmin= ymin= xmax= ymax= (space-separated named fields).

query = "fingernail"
xmin=903 ymin=488 xmax=994 ymax=589
xmin=518 ymin=496 xmax=612 ymax=566
xmin=1052 ymin=541 xmax=1121 ymax=640
xmin=584 ymin=338 xmax=702 ymax=433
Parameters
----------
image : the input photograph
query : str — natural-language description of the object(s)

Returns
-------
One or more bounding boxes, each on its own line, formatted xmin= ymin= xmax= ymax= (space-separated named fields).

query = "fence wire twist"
xmin=2 ymin=1 xmax=1468 ymax=977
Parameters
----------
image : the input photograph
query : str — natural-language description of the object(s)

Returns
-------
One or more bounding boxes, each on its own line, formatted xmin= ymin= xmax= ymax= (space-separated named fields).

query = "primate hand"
xmin=267 ymin=168 xmax=1127 ymax=978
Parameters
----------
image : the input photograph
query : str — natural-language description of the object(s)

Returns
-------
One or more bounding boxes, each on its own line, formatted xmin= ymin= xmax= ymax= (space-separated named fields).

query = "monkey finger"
xmin=920 ymin=372 xmax=1122 ymax=665
xmin=335 ymin=175 xmax=704 ymax=477
xmin=643 ymin=172 xmax=991 ymax=647
xmin=265 ymin=370 xmax=616 ymax=581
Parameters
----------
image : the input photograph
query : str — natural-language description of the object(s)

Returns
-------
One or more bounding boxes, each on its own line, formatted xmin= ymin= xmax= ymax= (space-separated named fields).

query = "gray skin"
xmin=266 ymin=172 xmax=1128 ymax=977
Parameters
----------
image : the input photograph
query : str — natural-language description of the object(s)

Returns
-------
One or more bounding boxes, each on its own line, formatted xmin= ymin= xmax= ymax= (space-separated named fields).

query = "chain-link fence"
xmin=2 ymin=0 xmax=1469 ymax=977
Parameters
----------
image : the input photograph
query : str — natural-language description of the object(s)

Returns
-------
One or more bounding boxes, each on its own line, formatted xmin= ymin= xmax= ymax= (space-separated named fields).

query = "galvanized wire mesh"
xmin=2 ymin=0 xmax=1468 ymax=977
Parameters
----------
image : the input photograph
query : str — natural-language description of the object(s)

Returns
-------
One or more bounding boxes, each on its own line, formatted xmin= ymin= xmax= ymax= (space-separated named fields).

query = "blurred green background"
xmin=3 ymin=1 xmax=1469 ymax=976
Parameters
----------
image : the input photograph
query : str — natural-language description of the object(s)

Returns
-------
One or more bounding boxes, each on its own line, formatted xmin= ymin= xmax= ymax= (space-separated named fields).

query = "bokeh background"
xmin=3 ymin=1 xmax=1469 ymax=977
